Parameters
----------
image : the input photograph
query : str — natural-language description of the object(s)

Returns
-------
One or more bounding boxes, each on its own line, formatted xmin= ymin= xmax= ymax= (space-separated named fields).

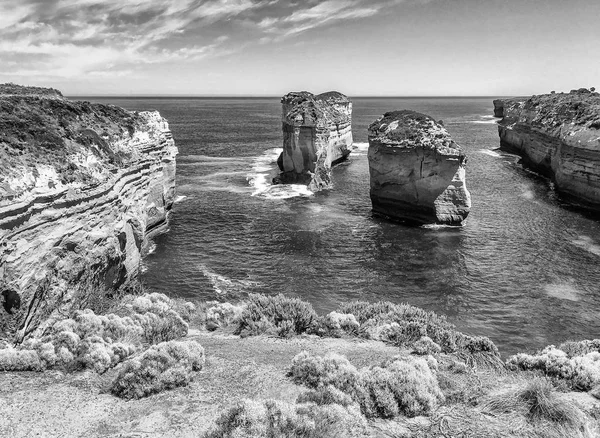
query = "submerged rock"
xmin=497 ymin=88 xmax=600 ymax=210
xmin=275 ymin=91 xmax=352 ymax=191
xmin=368 ymin=110 xmax=471 ymax=225
xmin=0 ymin=84 xmax=177 ymax=338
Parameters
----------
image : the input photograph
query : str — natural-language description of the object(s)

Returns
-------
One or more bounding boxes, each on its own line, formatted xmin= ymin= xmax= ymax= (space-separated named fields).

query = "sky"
xmin=0 ymin=0 xmax=599 ymax=96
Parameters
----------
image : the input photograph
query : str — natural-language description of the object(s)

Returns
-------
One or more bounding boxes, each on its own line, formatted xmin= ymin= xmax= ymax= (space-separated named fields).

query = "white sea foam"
xmin=544 ymin=280 xmax=582 ymax=301
xmin=352 ymin=142 xmax=369 ymax=151
xmin=200 ymin=264 xmax=260 ymax=295
xmin=478 ymin=149 xmax=502 ymax=158
xmin=174 ymin=195 xmax=187 ymax=204
xmin=572 ymin=235 xmax=600 ymax=257
xmin=247 ymin=148 xmax=314 ymax=199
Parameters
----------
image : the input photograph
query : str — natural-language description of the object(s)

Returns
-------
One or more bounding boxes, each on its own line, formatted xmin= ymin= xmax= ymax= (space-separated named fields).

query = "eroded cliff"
xmin=497 ymin=88 xmax=600 ymax=209
xmin=0 ymin=85 xmax=177 ymax=339
xmin=275 ymin=91 xmax=352 ymax=191
xmin=368 ymin=110 xmax=471 ymax=225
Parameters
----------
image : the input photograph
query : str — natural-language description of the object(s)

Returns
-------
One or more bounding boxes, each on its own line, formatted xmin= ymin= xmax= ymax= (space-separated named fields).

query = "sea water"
xmin=83 ymin=96 xmax=600 ymax=356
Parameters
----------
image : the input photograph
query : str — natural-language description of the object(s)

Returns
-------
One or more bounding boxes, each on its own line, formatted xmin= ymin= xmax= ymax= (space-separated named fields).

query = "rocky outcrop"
xmin=0 ymin=84 xmax=177 ymax=339
xmin=275 ymin=91 xmax=352 ymax=191
xmin=368 ymin=110 xmax=471 ymax=225
xmin=493 ymin=99 xmax=505 ymax=118
xmin=497 ymin=88 xmax=600 ymax=209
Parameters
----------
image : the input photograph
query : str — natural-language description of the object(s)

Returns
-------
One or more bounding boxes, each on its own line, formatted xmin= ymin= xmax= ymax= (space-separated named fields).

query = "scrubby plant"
xmin=485 ymin=379 xmax=584 ymax=427
xmin=204 ymin=399 xmax=367 ymax=438
xmin=0 ymin=347 xmax=43 ymax=371
xmin=205 ymin=302 xmax=245 ymax=330
xmin=507 ymin=346 xmax=600 ymax=390
xmin=110 ymin=340 xmax=205 ymax=400
xmin=558 ymin=339 xmax=600 ymax=358
xmin=235 ymin=294 xmax=318 ymax=338
xmin=412 ymin=336 xmax=442 ymax=356
xmin=290 ymin=351 xmax=443 ymax=418
xmin=2 ymin=293 xmax=193 ymax=373
xmin=315 ymin=312 xmax=360 ymax=337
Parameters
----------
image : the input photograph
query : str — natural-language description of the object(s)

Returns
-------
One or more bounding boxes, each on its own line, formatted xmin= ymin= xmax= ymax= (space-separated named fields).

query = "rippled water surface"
xmin=85 ymin=96 xmax=600 ymax=356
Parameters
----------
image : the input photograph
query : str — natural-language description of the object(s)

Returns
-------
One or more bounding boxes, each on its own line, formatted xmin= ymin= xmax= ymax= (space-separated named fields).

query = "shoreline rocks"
xmin=497 ymin=88 xmax=600 ymax=210
xmin=368 ymin=110 xmax=471 ymax=225
xmin=0 ymin=84 xmax=177 ymax=338
xmin=275 ymin=91 xmax=352 ymax=191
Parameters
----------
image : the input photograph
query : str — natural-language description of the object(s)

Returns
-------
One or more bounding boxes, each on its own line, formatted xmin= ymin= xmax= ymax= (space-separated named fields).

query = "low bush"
xmin=314 ymin=312 xmax=359 ymax=338
xmin=235 ymin=294 xmax=318 ymax=338
xmin=5 ymin=293 xmax=192 ymax=373
xmin=204 ymin=302 xmax=245 ymax=330
xmin=290 ymin=351 xmax=443 ymax=418
xmin=0 ymin=347 xmax=42 ymax=371
xmin=204 ymin=399 xmax=367 ymax=438
xmin=111 ymin=340 xmax=205 ymax=400
xmin=412 ymin=336 xmax=442 ymax=356
xmin=507 ymin=346 xmax=600 ymax=390
xmin=485 ymin=379 xmax=584 ymax=427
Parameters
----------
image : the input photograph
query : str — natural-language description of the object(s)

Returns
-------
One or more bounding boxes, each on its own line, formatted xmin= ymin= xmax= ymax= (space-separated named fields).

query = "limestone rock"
xmin=368 ymin=110 xmax=471 ymax=225
xmin=275 ymin=91 xmax=352 ymax=191
xmin=493 ymin=99 xmax=505 ymax=118
xmin=497 ymin=88 xmax=600 ymax=210
xmin=0 ymin=84 xmax=177 ymax=338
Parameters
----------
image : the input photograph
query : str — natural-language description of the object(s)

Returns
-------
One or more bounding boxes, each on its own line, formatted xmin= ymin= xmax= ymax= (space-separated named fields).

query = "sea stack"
xmin=497 ymin=88 xmax=600 ymax=210
xmin=493 ymin=99 xmax=505 ymax=118
xmin=275 ymin=91 xmax=352 ymax=191
xmin=368 ymin=110 xmax=471 ymax=225
xmin=0 ymin=84 xmax=177 ymax=338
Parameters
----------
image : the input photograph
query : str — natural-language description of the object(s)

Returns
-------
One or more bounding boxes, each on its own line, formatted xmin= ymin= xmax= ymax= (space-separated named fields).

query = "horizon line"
xmin=67 ymin=94 xmax=514 ymax=99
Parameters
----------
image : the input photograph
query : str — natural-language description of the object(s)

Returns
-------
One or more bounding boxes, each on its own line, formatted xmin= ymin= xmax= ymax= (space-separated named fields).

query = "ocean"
xmin=82 ymin=96 xmax=600 ymax=357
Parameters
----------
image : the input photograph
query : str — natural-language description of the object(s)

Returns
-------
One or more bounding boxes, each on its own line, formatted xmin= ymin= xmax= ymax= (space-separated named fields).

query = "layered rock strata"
xmin=0 ymin=85 xmax=177 ymax=338
xmin=275 ymin=91 xmax=352 ymax=191
xmin=497 ymin=88 xmax=600 ymax=209
xmin=368 ymin=110 xmax=471 ymax=225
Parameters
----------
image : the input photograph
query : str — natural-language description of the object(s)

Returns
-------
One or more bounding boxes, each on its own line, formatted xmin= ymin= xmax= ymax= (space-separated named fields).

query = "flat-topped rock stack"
xmin=275 ymin=91 xmax=352 ymax=191
xmin=497 ymin=88 xmax=600 ymax=210
xmin=0 ymin=84 xmax=177 ymax=338
xmin=368 ymin=110 xmax=471 ymax=225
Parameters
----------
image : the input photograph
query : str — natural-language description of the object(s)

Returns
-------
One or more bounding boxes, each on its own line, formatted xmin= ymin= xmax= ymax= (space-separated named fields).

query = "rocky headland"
xmin=0 ymin=84 xmax=177 ymax=339
xmin=275 ymin=91 xmax=352 ymax=191
xmin=368 ymin=110 xmax=471 ymax=225
xmin=497 ymin=88 xmax=600 ymax=210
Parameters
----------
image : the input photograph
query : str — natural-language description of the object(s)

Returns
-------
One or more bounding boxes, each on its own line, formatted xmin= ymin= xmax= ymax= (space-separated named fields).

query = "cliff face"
xmin=368 ymin=111 xmax=471 ymax=225
xmin=0 ymin=85 xmax=177 ymax=338
xmin=275 ymin=91 xmax=352 ymax=191
xmin=497 ymin=88 xmax=600 ymax=209
xmin=493 ymin=99 xmax=505 ymax=118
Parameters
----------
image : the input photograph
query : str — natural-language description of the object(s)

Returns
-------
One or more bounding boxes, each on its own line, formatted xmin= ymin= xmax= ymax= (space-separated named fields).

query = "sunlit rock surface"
xmin=497 ymin=88 xmax=600 ymax=210
xmin=275 ymin=91 xmax=352 ymax=191
xmin=368 ymin=110 xmax=471 ymax=225
xmin=0 ymin=84 xmax=177 ymax=338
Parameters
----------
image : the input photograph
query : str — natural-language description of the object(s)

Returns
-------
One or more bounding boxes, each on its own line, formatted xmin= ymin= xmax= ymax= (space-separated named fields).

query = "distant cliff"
xmin=0 ymin=84 xmax=177 ymax=339
xmin=275 ymin=91 xmax=352 ymax=191
xmin=368 ymin=110 xmax=471 ymax=225
xmin=497 ymin=88 xmax=600 ymax=210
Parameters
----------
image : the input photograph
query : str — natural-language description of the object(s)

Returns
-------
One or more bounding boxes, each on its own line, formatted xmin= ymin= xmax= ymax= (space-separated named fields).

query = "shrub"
xmin=110 ymin=340 xmax=205 ymax=399
xmin=290 ymin=351 xmax=443 ymax=418
xmin=0 ymin=348 xmax=42 ymax=371
xmin=204 ymin=399 xmax=367 ymax=438
xmin=507 ymin=346 xmax=600 ymax=390
xmin=205 ymin=302 xmax=245 ymax=330
xmin=558 ymin=339 xmax=600 ymax=358
xmin=485 ymin=379 xmax=584 ymax=426
xmin=3 ymin=293 xmax=192 ymax=373
xmin=315 ymin=312 xmax=360 ymax=337
xmin=235 ymin=294 xmax=318 ymax=338
xmin=412 ymin=336 xmax=442 ymax=356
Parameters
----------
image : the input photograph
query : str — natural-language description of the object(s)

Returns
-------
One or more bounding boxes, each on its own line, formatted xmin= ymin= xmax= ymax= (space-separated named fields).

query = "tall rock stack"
xmin=368 ymin=110 xmax=471 ymax=225
xmin=0 ymin=84 xmax=177 ymax=339
xmin=497 ymin=88 xmax=600 ymax=210
xmin=276 ymin=91 xmax=352 ymax=191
